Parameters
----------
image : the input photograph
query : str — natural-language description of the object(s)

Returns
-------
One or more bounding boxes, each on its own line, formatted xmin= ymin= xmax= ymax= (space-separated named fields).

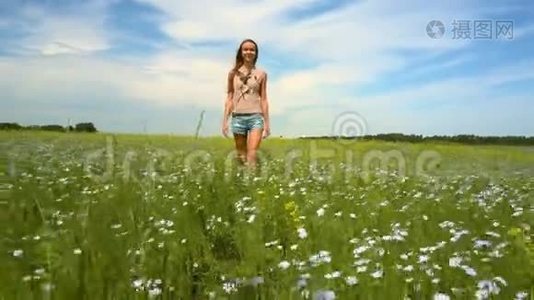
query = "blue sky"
xmin=1 ymin=0 xmax=533 ymax=137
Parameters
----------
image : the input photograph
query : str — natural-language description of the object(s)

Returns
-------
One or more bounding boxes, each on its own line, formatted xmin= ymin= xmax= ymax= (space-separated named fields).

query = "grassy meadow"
xmin=1 ymin=131 xmax=533 ymax=299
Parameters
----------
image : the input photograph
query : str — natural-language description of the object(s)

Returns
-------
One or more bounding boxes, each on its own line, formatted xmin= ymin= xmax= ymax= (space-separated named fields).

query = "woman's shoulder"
xmin=254 ymin=67 xmax=267 ymax=80
xmin=255 ymin=66 xmax=267 ymax=75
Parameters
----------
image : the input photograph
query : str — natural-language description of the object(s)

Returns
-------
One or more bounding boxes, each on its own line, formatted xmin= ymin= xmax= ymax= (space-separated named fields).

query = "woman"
xmin=222 ymin=39 xmax=270 ymax=168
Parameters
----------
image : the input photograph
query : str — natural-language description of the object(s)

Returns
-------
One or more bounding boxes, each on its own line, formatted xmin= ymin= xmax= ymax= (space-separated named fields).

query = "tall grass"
xmin=1 ymin=132 xmax=533 ymax=299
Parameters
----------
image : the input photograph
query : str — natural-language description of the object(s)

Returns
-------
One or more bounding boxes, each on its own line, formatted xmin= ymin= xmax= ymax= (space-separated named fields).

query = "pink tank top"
xmin=230 ymin=65 xmax=266 ymax=114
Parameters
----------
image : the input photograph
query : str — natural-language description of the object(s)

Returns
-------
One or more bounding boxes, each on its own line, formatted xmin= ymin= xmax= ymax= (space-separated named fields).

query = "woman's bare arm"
xmin=222 ymin=72 xmax=234 ymax=126
xmin=260 ymin=72 xmax=269 ymax=126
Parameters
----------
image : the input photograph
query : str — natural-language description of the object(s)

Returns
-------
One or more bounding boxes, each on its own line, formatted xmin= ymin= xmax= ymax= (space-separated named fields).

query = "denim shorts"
xmin=231 ymin=113 xmax=264 ymax=135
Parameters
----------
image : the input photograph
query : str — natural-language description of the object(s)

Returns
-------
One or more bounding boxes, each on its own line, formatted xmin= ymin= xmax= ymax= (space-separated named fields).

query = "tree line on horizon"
xmin=0 ymin=122 xmax=97 ymax=133
xmin=300 ymin=133 xmax=534 ymax=146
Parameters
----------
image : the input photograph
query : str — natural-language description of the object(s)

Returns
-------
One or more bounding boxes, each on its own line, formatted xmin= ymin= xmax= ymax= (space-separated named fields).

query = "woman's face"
xmin=241 ymin=41 xmax=256 ymax=63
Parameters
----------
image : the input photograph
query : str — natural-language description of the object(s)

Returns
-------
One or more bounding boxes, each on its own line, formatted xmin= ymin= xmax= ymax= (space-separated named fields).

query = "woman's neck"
xmin=242 ymin=62 xmax=254 ymax=71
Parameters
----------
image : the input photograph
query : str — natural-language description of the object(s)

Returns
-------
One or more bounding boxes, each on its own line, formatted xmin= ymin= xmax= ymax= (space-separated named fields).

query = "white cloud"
xmin=281 ymin=61 xmax=534 ymax=136
xmin=0 ymin=52 xmax=230 ymax=109
xmin=9 ymin=1 xmax=111 ymax=55
xmin=121 ymin=49 xmax=237 ymax=108
xmin=139 ymin=0 xmax=320 ymax=42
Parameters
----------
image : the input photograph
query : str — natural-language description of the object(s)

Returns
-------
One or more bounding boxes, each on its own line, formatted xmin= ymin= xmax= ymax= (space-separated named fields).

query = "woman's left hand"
xmin=262 ymin=123 xmax=270 ymax=139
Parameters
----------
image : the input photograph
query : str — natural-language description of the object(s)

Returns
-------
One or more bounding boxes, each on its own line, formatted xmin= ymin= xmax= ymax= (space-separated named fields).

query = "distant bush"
xmin=40 ymin=124 xmax=66 ymax=132
xmin=0 ymin=122 xmax=23 ymax=130
xmin=0 ymin=122 xmax=98 ymax=133
xmin=74 ymin=122 xmax=97 ymax=133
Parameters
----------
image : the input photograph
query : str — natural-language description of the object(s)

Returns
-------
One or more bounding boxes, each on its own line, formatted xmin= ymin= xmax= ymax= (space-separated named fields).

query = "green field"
xmin=1 ymin=131 xmax=533 ymax=299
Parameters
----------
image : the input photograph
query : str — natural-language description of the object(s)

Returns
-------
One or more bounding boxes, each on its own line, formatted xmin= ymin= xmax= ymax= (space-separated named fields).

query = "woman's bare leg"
xmin=233 ymin=133 xmax=248 ymax=165
xmin=246 ymin=129 xmax=263 ymax=168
